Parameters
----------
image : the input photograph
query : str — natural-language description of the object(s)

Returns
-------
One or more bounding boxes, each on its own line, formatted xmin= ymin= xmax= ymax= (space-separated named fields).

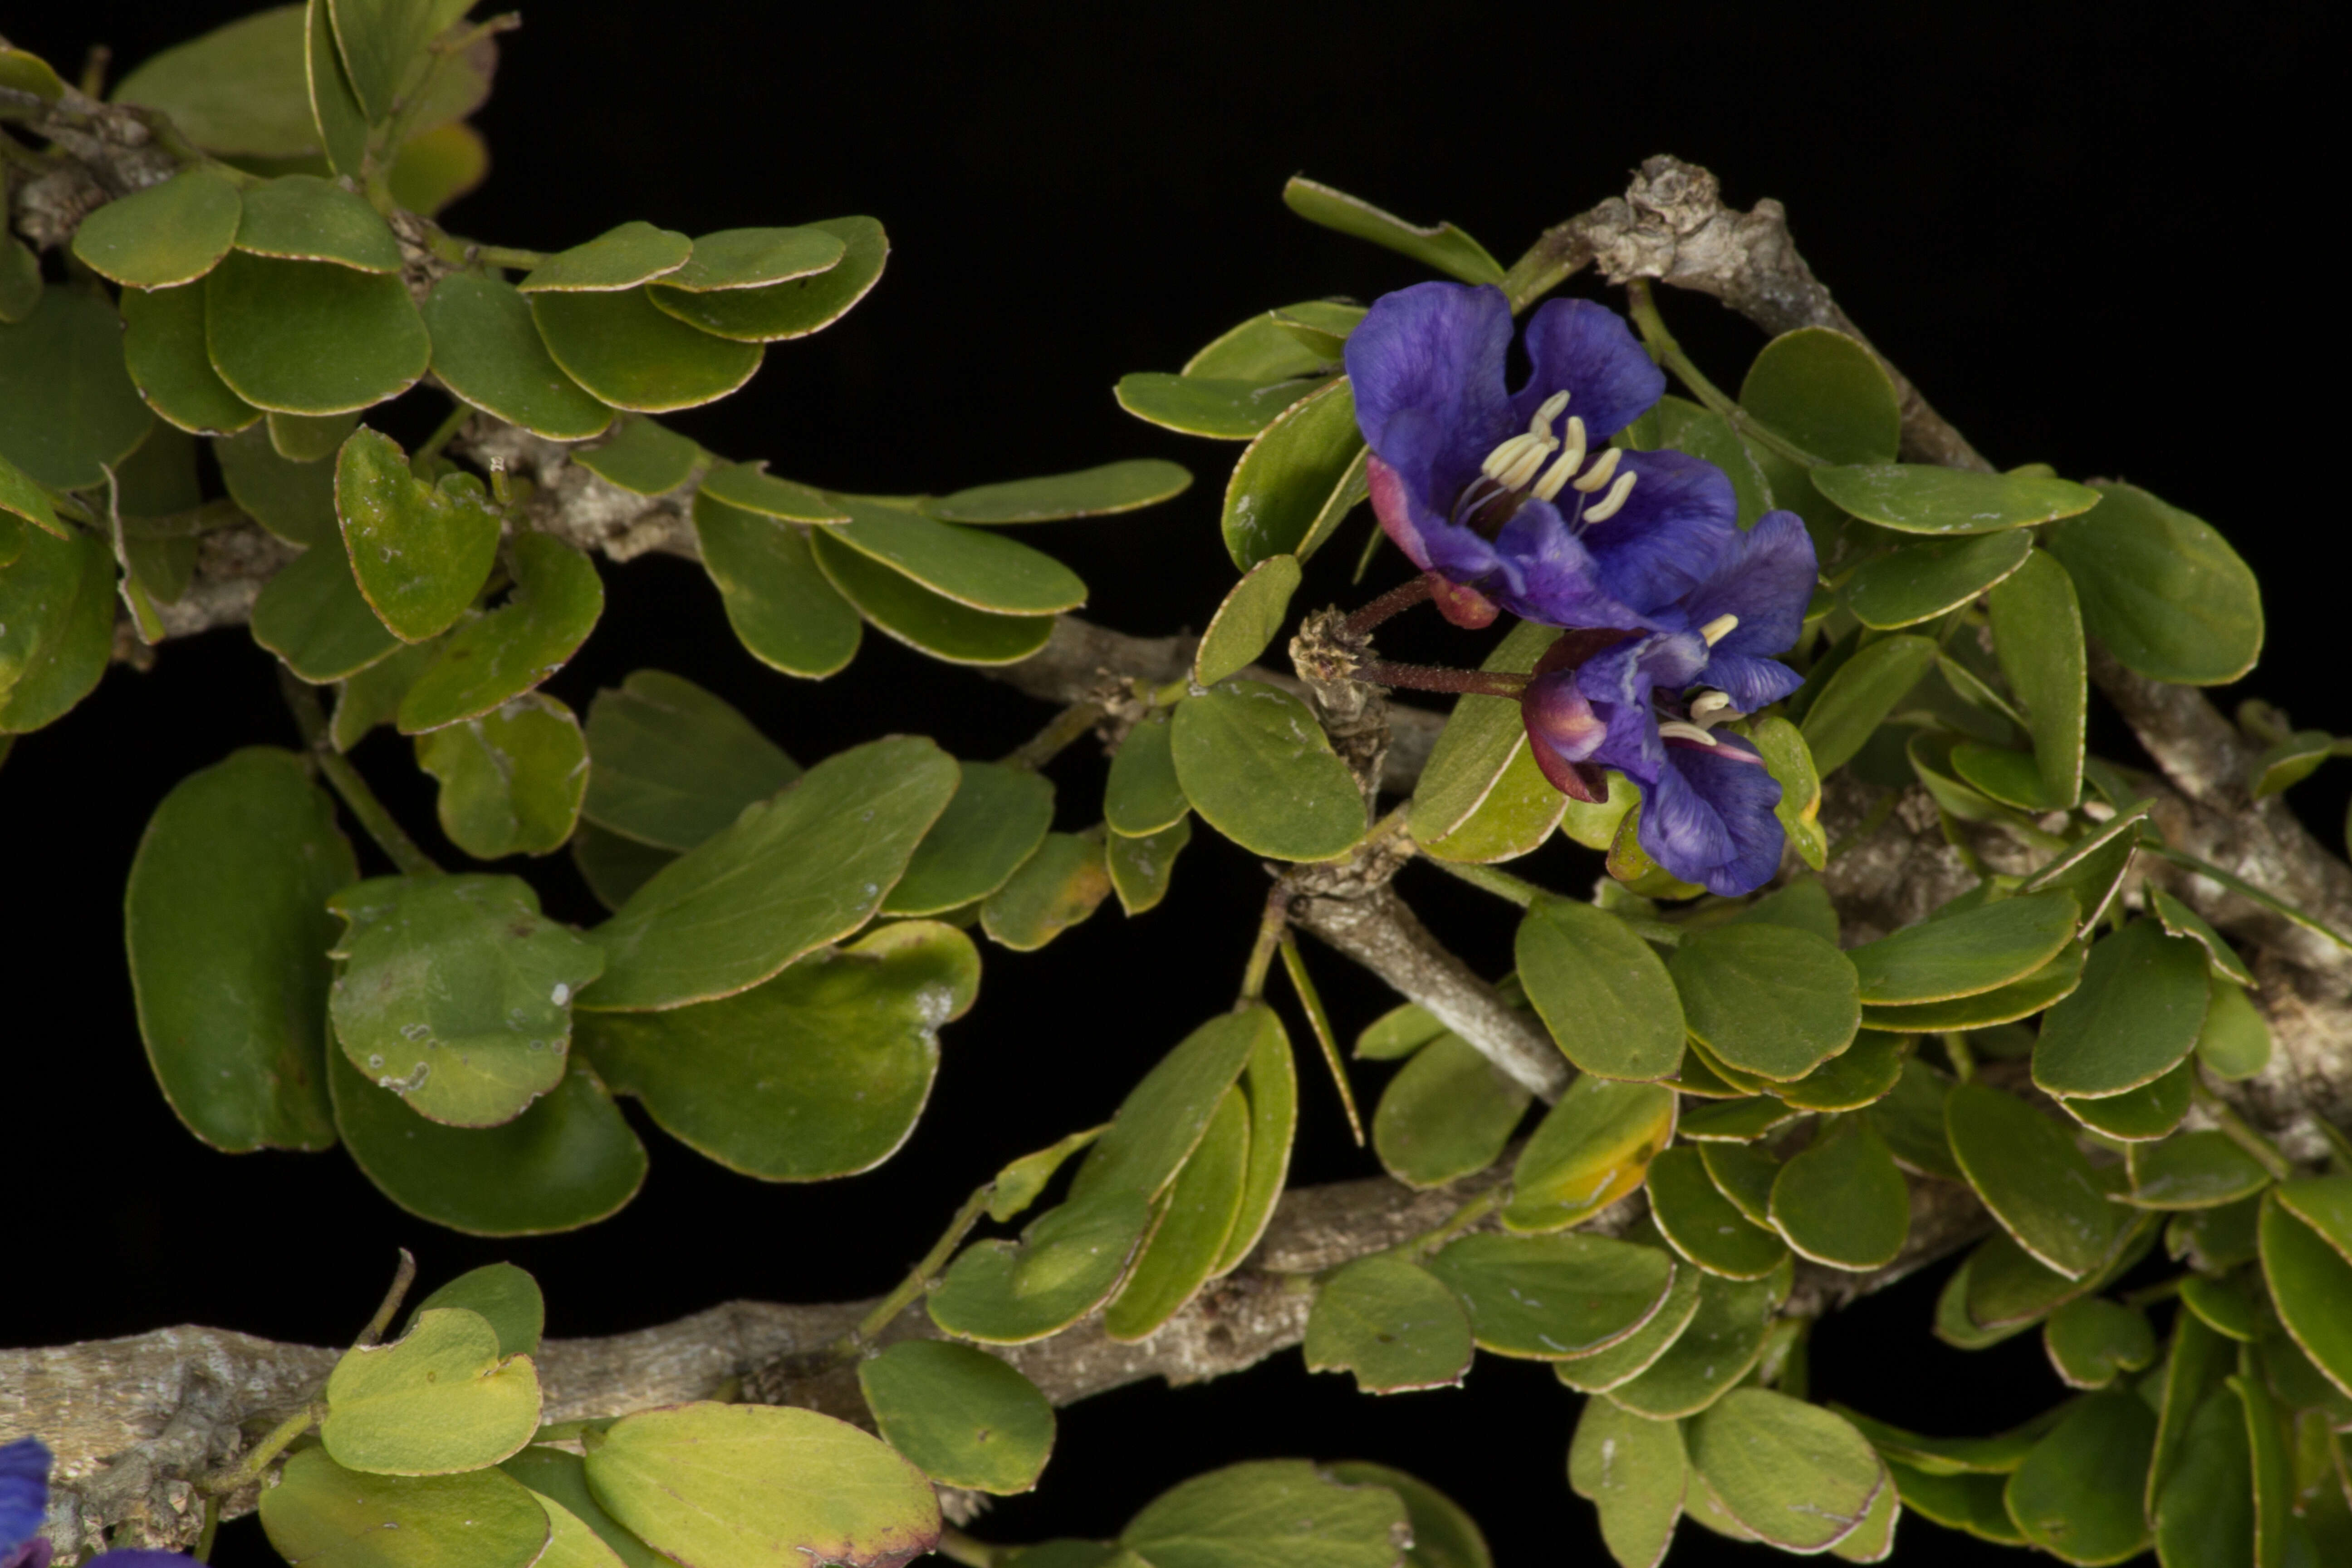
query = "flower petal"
xmin=1511 ymin=298 xmax=1666 ymax=439
xmin=1643 ymin=736 xmax=1785 ymax=896
xmin=1581 ymin=450 xmax=1742 ymax=621
xmin=1680 ymin=509 xmax=1819 ymax=660
xmin=1345 ymin=281 xmax=1513 ymax=504
xmin=1 ymin=1440 xmax=49 ymax=1558
xmin=1485 ymin=498 xmax=1646 ymax=630
xmin=1523 ymin=670 xmax=1607 ymax=765
xmin=1697 ymin=651 xmax=1804 ymax=713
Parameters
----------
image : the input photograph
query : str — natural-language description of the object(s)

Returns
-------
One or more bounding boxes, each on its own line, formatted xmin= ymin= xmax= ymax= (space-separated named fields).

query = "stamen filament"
xmin=1570 ymin=444 xmax=1623 ymax=494
xmin=1580 ymin=469 xmax=1638 ymax=523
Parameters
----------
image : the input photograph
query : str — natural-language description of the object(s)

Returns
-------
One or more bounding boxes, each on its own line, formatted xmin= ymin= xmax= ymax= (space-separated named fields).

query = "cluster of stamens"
xmin=1452 ymin=390 xmax=1640 ymax=532
xmin=1655 ymin=617 xmax=1742 ymax=747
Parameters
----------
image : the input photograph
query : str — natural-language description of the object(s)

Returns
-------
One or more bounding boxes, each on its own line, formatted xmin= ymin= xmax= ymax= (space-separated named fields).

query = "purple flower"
xmin=1347 ymin=282 xmax=1742 ymax=631
xmin=1520 ymin=512 xmax=1819 ymax=896
xmin=2 ymin=1438 xmax=197 ymax=1568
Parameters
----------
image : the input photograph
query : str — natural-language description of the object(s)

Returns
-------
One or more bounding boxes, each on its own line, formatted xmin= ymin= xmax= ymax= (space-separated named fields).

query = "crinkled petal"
xmin=1523 ymin=670 xmax=1607 ymax=766
xmin=1365 ymin=450 xmax=1438 ymax=570
xmin=4 ymin=1541 xmax=56 ymax=1568
xmin=1345 ymin=281 xmax=1513 ymax=504
xmin=1678 ymin=509 xmax=1819 ymax=659
xmin=85 ymin=1554 xmax=200 ymax=1566
xmin=1485 ymin=499 xmax=1657 ymax=630
xmin=1510 ymin=298 xmax=1666 ymax=439
xmin=1 ymin=1440 xmax=49 ymax=1557
xmin=1697 ymin=651 xmax=1804 ymax=713
xmin=1643 ymin=736 xmax=1785 ymax=896
xmin=1579 ymin=450 xmax=1742 ymax=621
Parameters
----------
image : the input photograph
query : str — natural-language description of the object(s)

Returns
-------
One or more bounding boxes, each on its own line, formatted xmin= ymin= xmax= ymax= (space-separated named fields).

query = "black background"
xmin=3 ymin=2 xmax=2337 ymax=1564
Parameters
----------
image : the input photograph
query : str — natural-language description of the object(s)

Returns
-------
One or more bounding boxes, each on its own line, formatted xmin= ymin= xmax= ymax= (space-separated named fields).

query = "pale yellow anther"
xmin=1529 ymin=390 xmax=1571 ymax=436
xmin=1688 ymin=690 xmax=1738 ymax=725
xmin=1481 ymin=430 xmax=1557 ymax=491
xmin=1571 ymin=444 xmax=1623 ymax=494
xmin=1530 ymin=415 xmax=1590 ymax=503
xmin=1580 ymin=469 xmax=1638 ymax=524
xmin=1699 ymin=613 xmax=1740 ymax=647
xmin=1657 ymin=720 xmax=1721 ymax=748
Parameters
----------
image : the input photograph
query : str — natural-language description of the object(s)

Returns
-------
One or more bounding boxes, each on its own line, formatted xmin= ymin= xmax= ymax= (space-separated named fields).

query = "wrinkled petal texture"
xmin=1347 ymin=281 xmax=1513 ymax=508
xmin=0 ymin=1440 xmax=47 ymax=1557
xmin=1509 ymin=298 xmax=1665 ymax=440
xmin=1643 ymin=735 xmax=1785 ymax=896
xmin=1682 ymin=510 xmax=1818 ymax=656
xmin=1572 ymin=633 xmax=1707 ymax=784
xmin=86 ymin=1553 xmax=199 ymax=1566
xmin=1577 ymin=450 xmax=1742 ymax=626
xmin=3 ymin=1542 xmax=54 ymax=1568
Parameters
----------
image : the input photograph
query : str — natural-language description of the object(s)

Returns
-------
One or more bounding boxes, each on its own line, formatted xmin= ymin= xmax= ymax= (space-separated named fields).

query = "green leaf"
xmin=1773 ymin=1029 xmax=1907 ymax=1112
xmin=1281 ymin=176 xmax=1505 ymax=284
xmin=1813 ymin=464 xmax=2102 ymax=536
xmin=272 ymin=409 xmax=361 ymax=464
xmin=1697 ymin=1142 xmax=1780 ymax=1226
xmin=654 ymin=225 xmax=849 ymax=294
xmin=1195 ymin=554 xmax=1301 ymax=687
xmin=2032 ymin=920 xmax=2211 ymax=1098
xmin=1104 ymin=708 xmax=1188 ymax=837
xmin=1553 ymin=1245 xmax=1703 ymax=1395
xmin=1122 ymin=1459 xmax=1411 ymax=1568
xmin=504 ymin=1449 xmax=665 ymax=1568
xmin=328 ymin=873 xmax=605 ymax=1127
xmin=260 ymin=1446 xmax=549 ymax=1568
xmin=1833 ymin=1404 xmax=2058 ymax=1476
xmin=333 ymin=426 xmax=500 ymax=642
xmin=530 ymin=287 xmax=764 ymax=412
xmin=1408 ymin=619 xmax=1557 ymax=843
xmin=2059 ymin=1056 xmax=2191 ymax=1139
xmin=647 ymin=215 xmax=888 ymax=342
xmin=824 ymin=495 xmax=1086 ymax=613
xmin=1303 ymin=1251 xmax=1474 ymax=1394
xmin=2180 ymin=1274 xmax=2260 ymax=1343
xmin=1846 ymin=889 xmax=2078 ymax=1004
xmin=586 ymin=735 xmax=958 ymax=1010
xmin=922 ymin=459 xmax=1194 ymax=525
xmin=520 ymin=1486 xmax=647 ymax=1568
xmin=571 ymin=823 xmax=675 ymax=914
xmin=416 ymin=693 xmax=588 ymax=858
xmin=2124 ymin=1130 xmax=2271 ymax=1210
xmin=0 ymin=237 xmax=37 ymax=328
xmin=1221 ymin=376 xmax=1363 ymax=568
xmin=1115 ymin=372 xmax=1328 ymax=440
xmin=1677 ymin=1095 xmax=1807 ymax=1144
xmin=810 ymin=525 xmax=1054 ymax=665
xmin=1884 ymin=1461 xmax=2026 ymax=1545
xmin=1504 ymin=1077 xmax=1677 ymax=1232
xmin=1568 ymin=1398 xmax=1688 ymax=1568
xmin=883 ymin=761 xmax=1054 ymax=916
xmin=1183 ymin=300 xmax=1364 ymax=380
xmin=1945 ymin=1081 xmax=2122 ymax=1279
xmin=2147 ymin=1308 xmax=2234 ymax=1529
xmin=1607 ymin=1267 xmax=1781 ymax=1419
xmin=74 ymin=167 xmax=244 ymax=289
xmin=1371 ymin=1032 xmax=1531 ymax=1189
xmin=323 ymin=1307 xmax=542 ymax=1475
xmin=1357 ymin=1001 xmax=1447 ymax=1062
xmin=235 ymin=173 xmax=402 ymax=272
xmin=579 ymin=920 xmax=973 ymax=1181
xmin=517 ymin=221 xmax=693 ymax=294
xmin=2248 ymin=728 xmax=2333 ymax=799
xmin=0 ymin=451 xmax=62 ymax=540
xmin=1320 ymin=1464 xmax=1490 ymax=1568
xmin=980 ymin=832 xmax=1112 ymax=951
xmin=422 ymin=274 xmax=614 ymax=442
xmin=696 ymin=495 xmax=864 ymax=677
xmin=0 ymin=289 xmax=154 ymax=490
xmin=987 ymin=1126 xmax=1108 ymax=1225
xmin=250 ymin=537 xmax=403 ymax=681
xmin=329 ymin=1049 xmax=647 ymax=1235
xmin=1107 ymin=818 xmax=1191 ymax=916
xmin=1857 ymin=941 xmax=2084 ymax=1034
xmin=2004 ymin=1394 xmax=2157 ymax=1565
xmin=1740 ymin=716 xmax=1827 ymax=871
xmin=217 ymin=421 xmax=338 ymax=543
xmin=1515 ymin=897 xmax=1685 ymax=1081
xmin=2261 ymin=1190 xmax=2352 ymax=1398
xmin=698 ymin=461 xmax=849 ymax=525
xmin=1073 ymin=1007 xmax=1275 ymax=1204
xmin=113 ymin=8 xmax=320 ymax=159
xmin=1738 ymin=327 xmax=1902 ymax=466
xmin=1648 ymin=1145 xmax=1789 ymax=1280
xmin=325 ymin=0 xmax=450 ymax=122
xmin=2044 ymin=480 xmax=2263 ymax=686
xmin=0 ymin=525 xmax=116 ymax=734
xmin=927 ymin=1185 xmax=1153 ymax=1344
xmin=1844 ymin=528 xmax=2033 ymax=630
xmin=581 ymin=670 xmax=799 ymax=852
xmin=585 ymin=1402 xmax=940 ymax=1568
xmin=411 ymin=1263 xmax=544 ymax=1358
xmin=1690 ymin=1389 xmax=1886 ymax=1553
xmin=1104 ymin=1087 xmax=1252 ymax=1341
xmin=396 ymin=534 xmax=604 ymax=730
xmin=578 ymin=417 xmax=701 ymax=495
xmin=1425 ymin=1232 xmax=1675 ymax=1361
xmin=1962 ymin=1217 xmax=2157 ymax=1336
xmin=1668 ymin=922 xmax=1859 ymax=1082
xmin=2041 ymin=1297 xmax=2155 ymax=1391
xmin=1983 ymin=548 xmax=2087 ymax=807
xmin=127 ymin=747 xmax=353 ymax=1152
xmin=206 ymin=251 xmax=429 ymax=414
xmin=1769 ymin=1115 xmax=1911 ymax=1270
xmin=1215 ymin=1016 xmax=1299 ymax=1276
xmin=1170 ymin=679 xmax=1365 ymax=861
xmin=2154 ymin=1386 xmax=2258 ymax=1568
xmin=1420 ymin=737 xmax=1568 ymax=865
xmin=1864 ymin=1058 xmax=1961 ymax=1179
xmin=1797 ymin=632 xmax=1937 ymax=775
xmin=858 ymin=1340 xmax=1054 ymax=1496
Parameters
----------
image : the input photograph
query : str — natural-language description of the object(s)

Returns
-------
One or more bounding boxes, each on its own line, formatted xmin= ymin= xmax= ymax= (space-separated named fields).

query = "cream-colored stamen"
xmin=1529 ymin=390 xmax=1570 ymax=435
xmin=1530 ymin=416 xmax=1590 ymax=502
xmin=1481 ymin=431 xmax=1556 ymax=491
xmin=1699 ymin=613 xmax=1740 ymax=646
xmin=1657 ymin=720 xmax=1720 ymax=747
xmin=1688 ymin=690 xmax=1735 ymax=720
xmin=1580 ymin=469 xmax=1638 ymax=523
xmin=1571 ymin=444 xmax=1623 ymax=494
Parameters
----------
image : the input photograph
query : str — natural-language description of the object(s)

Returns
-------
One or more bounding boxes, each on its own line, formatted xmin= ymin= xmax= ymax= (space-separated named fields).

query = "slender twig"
xmin=414 ymin=401 xmax=475 ymax=464
xmin=354 ymin=1250 xmax=419 ymax=1349
xmin=200 ymin=1404 xmax=321 ymax=1497
xmin=1000 ymin=699 xmax=1105 ymax=772
xmin=1342 ymin=573 xmax=1434 ymax=637
xmin=825 ymin=1184 xmax=997 ymax=1364
xmin=1355 ymin=661 xmax=1528 ymax=700
xmin=1420 ymin=857 xmax=1543 ymax=909
xmin=279 ymin=671 xmax=441 ymax=878
xmin=1279 ymin=934 xmax=1364 ymax=1146
xmin=1239 ymin=882 xmax=1289 ymax=1003
xmin=1623 ymin=279 xmax=1827 ymax=468
xmin=936 ymin=1529 xmax=1003 ymax=1567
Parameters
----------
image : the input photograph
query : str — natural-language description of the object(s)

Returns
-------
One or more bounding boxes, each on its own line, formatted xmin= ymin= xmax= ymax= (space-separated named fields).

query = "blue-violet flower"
xmin=1345 ymin=280 xmax=1742 ymax=632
